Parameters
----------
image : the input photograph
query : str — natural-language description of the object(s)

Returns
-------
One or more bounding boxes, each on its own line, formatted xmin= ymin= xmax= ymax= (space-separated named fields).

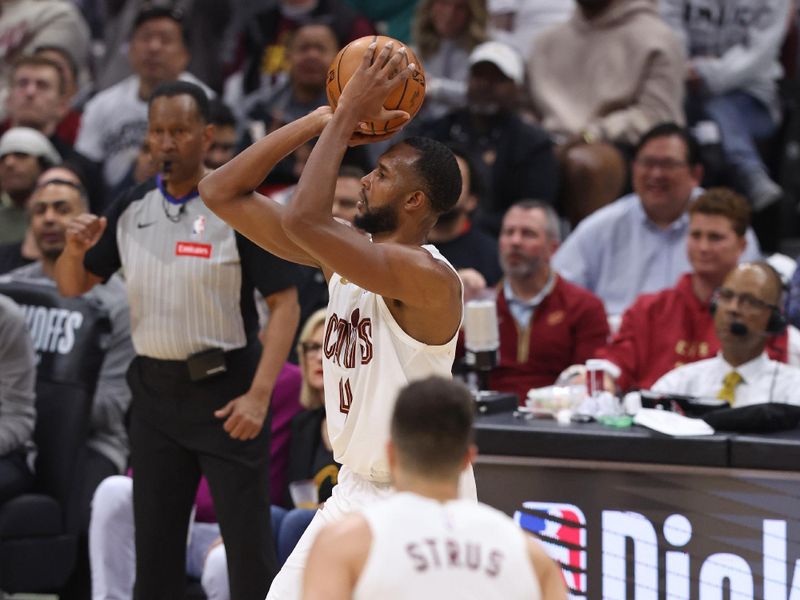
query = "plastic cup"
xmin=289 ymin=479 xmax=319 ymax=509
xmin=585 ymin=359 xmax=605 ymax=399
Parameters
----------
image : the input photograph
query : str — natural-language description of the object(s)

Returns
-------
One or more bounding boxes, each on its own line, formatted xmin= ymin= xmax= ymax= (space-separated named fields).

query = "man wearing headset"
xmin=652 ymin=262 xmax=800 ymax=407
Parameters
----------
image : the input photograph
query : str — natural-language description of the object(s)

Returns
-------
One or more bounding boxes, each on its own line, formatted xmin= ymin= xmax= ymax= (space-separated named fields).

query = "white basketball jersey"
xmin=322 ymin=245 xmax=460 ymax=483
xmin=355 ymin=492 xmax=541 ymax=600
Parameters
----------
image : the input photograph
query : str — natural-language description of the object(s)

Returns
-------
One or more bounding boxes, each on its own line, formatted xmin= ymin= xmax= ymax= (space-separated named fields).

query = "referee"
xmin=54 ymin=81 xmax=299 ymax=600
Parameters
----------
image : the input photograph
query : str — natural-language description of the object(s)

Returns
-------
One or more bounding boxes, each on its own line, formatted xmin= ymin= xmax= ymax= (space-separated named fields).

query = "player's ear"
xmin=405 ymin=190 xmax=425 ymax=211
xmin=462 ymin=444 xmax=478 ymax=470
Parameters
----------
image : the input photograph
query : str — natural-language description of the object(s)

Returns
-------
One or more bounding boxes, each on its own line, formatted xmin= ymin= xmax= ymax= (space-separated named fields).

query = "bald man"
xmin=652 ymin=263 xmax=800 ymax=407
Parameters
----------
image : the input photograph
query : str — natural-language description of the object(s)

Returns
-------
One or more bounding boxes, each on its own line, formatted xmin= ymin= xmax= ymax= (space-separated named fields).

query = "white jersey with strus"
xmin=354 ymin=492 xmax=541 ymax=600
xmin=322 ymin=244 xmax=460 ymax=483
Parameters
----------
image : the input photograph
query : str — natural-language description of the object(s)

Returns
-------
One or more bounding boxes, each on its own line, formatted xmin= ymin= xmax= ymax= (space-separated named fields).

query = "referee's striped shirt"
xmin=85 ymin=178 xmax=297 ymax=360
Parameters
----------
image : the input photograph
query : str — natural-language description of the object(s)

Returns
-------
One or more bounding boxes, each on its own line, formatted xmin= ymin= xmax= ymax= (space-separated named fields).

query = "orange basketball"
xmin=326 ymin=35 xmax=426 ymax=136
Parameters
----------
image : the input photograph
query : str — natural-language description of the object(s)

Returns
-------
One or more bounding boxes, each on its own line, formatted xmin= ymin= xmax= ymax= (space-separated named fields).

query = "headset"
xmin=709 ymin=295 xmax=787 ymax=336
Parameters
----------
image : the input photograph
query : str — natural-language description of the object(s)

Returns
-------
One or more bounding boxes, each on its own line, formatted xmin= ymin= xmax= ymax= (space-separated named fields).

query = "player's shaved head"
xmin=391 ymin=376 xmax=474 ymax=478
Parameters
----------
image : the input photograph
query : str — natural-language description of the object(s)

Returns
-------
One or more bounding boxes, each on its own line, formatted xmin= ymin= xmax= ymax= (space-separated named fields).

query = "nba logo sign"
xmin=514 ymin=502 xmax=587 ymax=598
xmin=192 ymin=215 xmax=206 ymax=239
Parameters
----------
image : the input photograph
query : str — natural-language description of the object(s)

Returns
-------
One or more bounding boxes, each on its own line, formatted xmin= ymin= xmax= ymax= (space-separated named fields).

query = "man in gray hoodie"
xmin=0 ymin=293 xmax=36 ymax=504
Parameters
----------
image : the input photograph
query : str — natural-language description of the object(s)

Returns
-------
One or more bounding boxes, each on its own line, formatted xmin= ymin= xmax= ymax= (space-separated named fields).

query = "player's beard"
xmin=353 ymin=203 xmax=398 ymax=235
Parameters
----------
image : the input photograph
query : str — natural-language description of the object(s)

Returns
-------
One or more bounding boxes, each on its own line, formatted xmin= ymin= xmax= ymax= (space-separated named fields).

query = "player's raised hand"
xmin=64 ymin=214 xmax=107 ymax=256
xmin=338 ymin=41 xmax=413 ymax=126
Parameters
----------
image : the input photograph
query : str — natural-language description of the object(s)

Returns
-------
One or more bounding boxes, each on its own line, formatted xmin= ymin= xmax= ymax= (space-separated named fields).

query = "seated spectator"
xmin=242 ymin=23 xmax=368 ymax=194
xmin=427 ymin=146 xmax=502 ymax=300
xmin=598 ymin=188 xmax=796 ymax=392
xmin=527 ymin=0 xmax=686 ymax=224
xmin=0 ymin=0 xmax=90 ymax=123
xmin=489 ymin=201 xmax=609 ymax=402
xmin=553 ymin=123 xmax=762 ymax=317
xmin=0 ymin=293 xmax=36 ymax=504
xmin=0 ymin=127 xmax=61 ymax=246
xmin=411 ymin=0 xmax=488 ymax=120
xmin=207 ymin=100 xmax=238 ymax=170
xmin=244 ymin=23 xmax=342 ymax=189
xmin=653 ymin=262 xmax=800 ymax=406
xmin=33 ymin=45 xmax=85 ymax=147
xmin=4 ymin=54 xmax=105 ymax=213
xmin=661 ymin=0 xmax=791 ymax=210
xmin=488 ymin=0 xmax=574 ymax=59
xmin=75 ymin=6 xmax=212 ymax=192
xmin=0 ymin=165 xmax=81 ymax=275
xmin=230 ymin=0 xmax=375 ymax=105
xmin=285 ymin=309 xmax=339 ymax=507
xmin=425 ymin=41 xmax=558 ymax=235
xmin=245 ymin=23 xmax=338 ymax=129
xmin=2 ymin=56 xmax=69 ymax=148
xmin=0 ymin=170 xmax=135 ymax=598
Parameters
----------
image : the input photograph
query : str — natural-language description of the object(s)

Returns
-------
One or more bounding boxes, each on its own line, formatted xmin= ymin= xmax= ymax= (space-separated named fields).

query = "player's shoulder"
xmin=321 ymin=511 xmax=371 ymax=541
xmin=315 ymin=512 xmax=372 ymax=560
xmin=420 ymin=243 xmax=461 ymax=282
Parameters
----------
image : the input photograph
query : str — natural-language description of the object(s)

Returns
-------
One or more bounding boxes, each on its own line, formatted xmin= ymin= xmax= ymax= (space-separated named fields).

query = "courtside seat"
xmin=0 ymin=379 xmax=93 ymax=593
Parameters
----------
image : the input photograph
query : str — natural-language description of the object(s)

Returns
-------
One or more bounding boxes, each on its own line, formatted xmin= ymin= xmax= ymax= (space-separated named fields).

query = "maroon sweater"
xmin=490 ymin=276 xmax=609 ymax=404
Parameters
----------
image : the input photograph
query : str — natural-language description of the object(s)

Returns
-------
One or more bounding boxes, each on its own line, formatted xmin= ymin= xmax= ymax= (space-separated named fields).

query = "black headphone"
xmin=709 ymin=294 xmax=787 ymax=335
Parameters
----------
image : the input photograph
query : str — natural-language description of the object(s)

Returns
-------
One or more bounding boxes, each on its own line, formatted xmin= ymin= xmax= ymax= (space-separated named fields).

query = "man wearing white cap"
xmin=425 ymin=40 xmax=559 ymax=236
xmin=0 ymin=126 xmax=61 ymax=245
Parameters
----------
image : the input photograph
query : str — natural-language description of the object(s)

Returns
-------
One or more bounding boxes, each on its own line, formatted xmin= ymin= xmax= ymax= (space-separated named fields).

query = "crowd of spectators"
xmin=2 ymin=0 xmax=800 ymax=598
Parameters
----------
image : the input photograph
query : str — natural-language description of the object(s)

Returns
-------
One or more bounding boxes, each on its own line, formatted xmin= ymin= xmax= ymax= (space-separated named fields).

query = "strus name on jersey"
xmin=324 ymin=308 xmax=374 ymax=369
xmin=406 ymin=538 xmax=505 ymax=578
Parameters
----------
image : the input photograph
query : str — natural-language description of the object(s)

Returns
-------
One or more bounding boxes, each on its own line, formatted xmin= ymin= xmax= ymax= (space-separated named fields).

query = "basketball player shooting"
xmin=200 ymin=41 xmax=474 ymax=599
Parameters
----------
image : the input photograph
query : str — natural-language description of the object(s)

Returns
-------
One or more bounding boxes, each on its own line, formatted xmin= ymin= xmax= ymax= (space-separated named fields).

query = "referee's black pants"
xmin=127 ymin=345 xmax=276 ymax=600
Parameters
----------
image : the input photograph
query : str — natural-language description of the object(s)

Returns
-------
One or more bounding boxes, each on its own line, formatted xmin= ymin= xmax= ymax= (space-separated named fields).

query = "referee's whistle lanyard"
xmin=157 ymin=174 xmax=201 ymax=205
xmin=157 ymin=175 xmax=201 ymax=223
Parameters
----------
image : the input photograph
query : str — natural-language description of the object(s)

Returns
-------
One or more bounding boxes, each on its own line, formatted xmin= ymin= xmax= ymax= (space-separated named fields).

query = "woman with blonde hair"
xmin=412 ymin=0 xmax=489 ymax=119
xmin=295 ymin=308 xmax=327 ymax=411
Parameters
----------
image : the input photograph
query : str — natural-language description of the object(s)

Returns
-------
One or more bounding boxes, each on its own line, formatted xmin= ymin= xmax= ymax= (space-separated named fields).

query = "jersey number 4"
xmin=338 ymin=378 xmax=353 ymax=414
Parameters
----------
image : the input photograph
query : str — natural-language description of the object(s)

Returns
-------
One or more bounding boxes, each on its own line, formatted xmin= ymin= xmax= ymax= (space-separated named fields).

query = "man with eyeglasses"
xmin=594 ymin=188 xmax=798 ymax=393
xmin=553 ymin=122 xmax=761 ymax=318
xmin=651 ymin=263 xmax=800 ymax=407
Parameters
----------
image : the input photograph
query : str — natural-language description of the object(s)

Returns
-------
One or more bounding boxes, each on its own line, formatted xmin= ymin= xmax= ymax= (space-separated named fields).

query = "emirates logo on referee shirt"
xmin=176 ymin=242 xmax=212 ymax=258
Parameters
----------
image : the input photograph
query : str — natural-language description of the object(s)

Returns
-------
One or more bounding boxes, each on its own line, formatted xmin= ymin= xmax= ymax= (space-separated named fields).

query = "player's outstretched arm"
xmin=528 ymin=537 xmax=568 ymax=600
xmin=199 ymin=109 xmax=331 ymax=267
xmin=302 ymin=516 xmax=371 ymax=600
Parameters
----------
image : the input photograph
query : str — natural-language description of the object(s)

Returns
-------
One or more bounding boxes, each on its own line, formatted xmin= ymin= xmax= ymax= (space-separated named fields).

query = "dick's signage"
xmin=475 ymin=463 xmax=800 ymax=599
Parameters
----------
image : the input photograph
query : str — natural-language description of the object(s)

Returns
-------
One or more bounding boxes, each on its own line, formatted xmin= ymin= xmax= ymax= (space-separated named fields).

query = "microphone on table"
xmin=463 ymin=300 xmax=499 ymax=392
